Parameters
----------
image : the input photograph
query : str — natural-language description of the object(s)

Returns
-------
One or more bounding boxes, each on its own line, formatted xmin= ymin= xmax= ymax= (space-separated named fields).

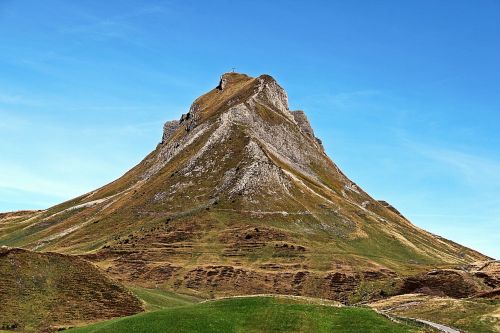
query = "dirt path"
xmin=413 ymin=319 xmax=461 ymax=333
xmin=372 ymin=308 xmax=462 ymax=333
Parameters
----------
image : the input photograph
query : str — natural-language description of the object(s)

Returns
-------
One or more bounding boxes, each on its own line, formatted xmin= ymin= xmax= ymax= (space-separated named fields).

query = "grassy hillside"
xmin=0 ymin=247 xmax=142 ymax=332
xmin=67 ymin=296 xmax=431 ymax=333
xmin=369 ymin=294 xmax=500 ymax=333
xmin=129 ymin=286 xmax=202 ymax=311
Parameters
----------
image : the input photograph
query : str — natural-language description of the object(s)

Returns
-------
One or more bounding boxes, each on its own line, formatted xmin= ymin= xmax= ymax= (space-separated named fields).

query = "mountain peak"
xmin=217 ymin=72 xmax=251 ymax=91
xmin=162 ymin=72 xmax=292 ymax=144
xmin=214 ymin=72 xmax=288 ymax=110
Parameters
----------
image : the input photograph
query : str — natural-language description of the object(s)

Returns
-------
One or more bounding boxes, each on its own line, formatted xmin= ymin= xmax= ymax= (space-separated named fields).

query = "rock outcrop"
xmin=161 ymin=120 xmax=180 ymax=143
xmin=399 ymin=269 xmax=485 ymax=298
xmin=378 ymin=200 xmax=408 ymax=220
xmin=292 ymin=110 xmax=324 ymax=150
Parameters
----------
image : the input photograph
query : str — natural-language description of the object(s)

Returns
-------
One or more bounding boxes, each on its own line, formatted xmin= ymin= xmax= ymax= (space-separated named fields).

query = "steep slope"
xmin=0 ymin=247 xmax=142 ymax=332
xmin=0 ymin=73 xmax=489 ymax=302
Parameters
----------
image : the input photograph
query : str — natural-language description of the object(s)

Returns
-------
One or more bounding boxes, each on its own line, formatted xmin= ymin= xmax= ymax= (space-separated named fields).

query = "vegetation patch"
xmin=369 ymin=293 xmax=500 ymax=333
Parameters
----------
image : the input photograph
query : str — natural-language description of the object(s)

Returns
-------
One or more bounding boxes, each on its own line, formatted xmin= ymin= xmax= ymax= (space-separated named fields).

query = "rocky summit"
xmin=0 ymin=73 xmax=493 ymax=304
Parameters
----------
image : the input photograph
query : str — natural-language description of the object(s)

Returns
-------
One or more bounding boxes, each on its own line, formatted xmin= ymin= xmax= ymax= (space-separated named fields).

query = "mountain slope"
xmin=0 ymin=73 xmax=489 ymax=302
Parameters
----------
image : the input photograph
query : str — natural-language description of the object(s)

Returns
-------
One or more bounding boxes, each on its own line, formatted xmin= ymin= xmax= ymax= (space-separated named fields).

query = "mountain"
xmin=0 ymin=72 xmax=490 ymax=302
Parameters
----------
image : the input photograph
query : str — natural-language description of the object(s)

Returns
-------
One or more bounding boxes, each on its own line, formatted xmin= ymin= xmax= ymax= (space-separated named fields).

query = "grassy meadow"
xmin=67 ymin=296 xmax=429 ymax=333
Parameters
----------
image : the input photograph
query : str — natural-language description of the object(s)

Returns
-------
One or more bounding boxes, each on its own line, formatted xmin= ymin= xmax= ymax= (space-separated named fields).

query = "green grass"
xmin=129 ymin=287 xmax=202 ymax=311
xmin=67 ymin=296 xmax=425 ymax=333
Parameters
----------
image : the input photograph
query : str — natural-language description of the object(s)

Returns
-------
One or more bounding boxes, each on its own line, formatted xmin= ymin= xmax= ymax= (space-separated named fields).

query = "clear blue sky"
xmin=1 ymin=0 xmax=499 ymax=258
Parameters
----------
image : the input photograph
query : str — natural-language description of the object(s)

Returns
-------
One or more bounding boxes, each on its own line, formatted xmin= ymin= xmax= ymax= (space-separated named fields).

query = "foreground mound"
xmin=67 ymin=296 xmax=428 ymax=333
xmin=0 ymin=247 xmax=143 ymax=332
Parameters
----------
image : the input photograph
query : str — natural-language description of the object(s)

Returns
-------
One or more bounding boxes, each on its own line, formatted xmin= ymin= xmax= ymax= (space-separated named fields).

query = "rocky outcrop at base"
xmin=399 ymin=267 xmax=497 ymax=298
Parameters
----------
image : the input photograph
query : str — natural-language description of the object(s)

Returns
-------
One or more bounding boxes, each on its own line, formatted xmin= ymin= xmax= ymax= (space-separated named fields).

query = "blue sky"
xmin=0 ymin=0 xmax=499 ymax=258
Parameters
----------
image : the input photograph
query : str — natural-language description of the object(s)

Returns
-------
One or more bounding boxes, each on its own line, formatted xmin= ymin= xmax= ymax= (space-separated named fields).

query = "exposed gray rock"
xmin=292 ymin=111 xmax=314 ymax=136
xmin=253 ymin=75 xmax=294 ymax=123
xmin=151 ymin=73 xmax=351 ymax=208
xmin=161 ymin=102 xmax=202 ymax=144
xmin=162 ymin=120 xmax=180 ymax=144
xmin=144 ymin=120 xmax=212 ymax=180
xmin=291 ymin=110 xmax=324 ymax=150
xmin=183 ymin=102 xmax=202 ymax=132
xmin=217 ymin=75 xmax=227 ymax=91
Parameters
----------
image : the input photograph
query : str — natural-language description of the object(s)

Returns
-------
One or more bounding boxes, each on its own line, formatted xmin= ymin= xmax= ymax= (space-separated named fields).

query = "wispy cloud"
xmin=0 ymin=3 xmax=176 ymax=81
xmin=0 ymin=187 xmax=56 ymax=211
xmin=0 ymin=163 xmax=89 ymax=199
xmin=409 ymin=213 xmax=496 ymax=219
xmin=79 ymin=120 xmax=163 ymax=137
xmin=58 ymin=4 xmax=172 ymax=44
xmin=0 ymin=92 xmax=43 ymax=106
xmin=0 ymin=92 xmax=22 ymax=104
xmin=0 ymin=109 xmax=31 ymax=129
xmin=0 ymin=108 xmax=166 ymax=142
xmin=61 ymin=19 xmax=138 ymax=43
xmin=411 ymin=143 xmax=500 ymax=185
xmin=315 ymin=89 xmax=384 ymax=109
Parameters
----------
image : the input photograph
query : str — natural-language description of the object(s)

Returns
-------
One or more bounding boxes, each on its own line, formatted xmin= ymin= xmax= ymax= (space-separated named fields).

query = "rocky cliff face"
xmin=291 ymin=110 xmax=324 ymax=149
xmin=0 ymin=72 xmax=490 ymax=303
xmin=147 ymin=73 xmax=348 ymax=212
